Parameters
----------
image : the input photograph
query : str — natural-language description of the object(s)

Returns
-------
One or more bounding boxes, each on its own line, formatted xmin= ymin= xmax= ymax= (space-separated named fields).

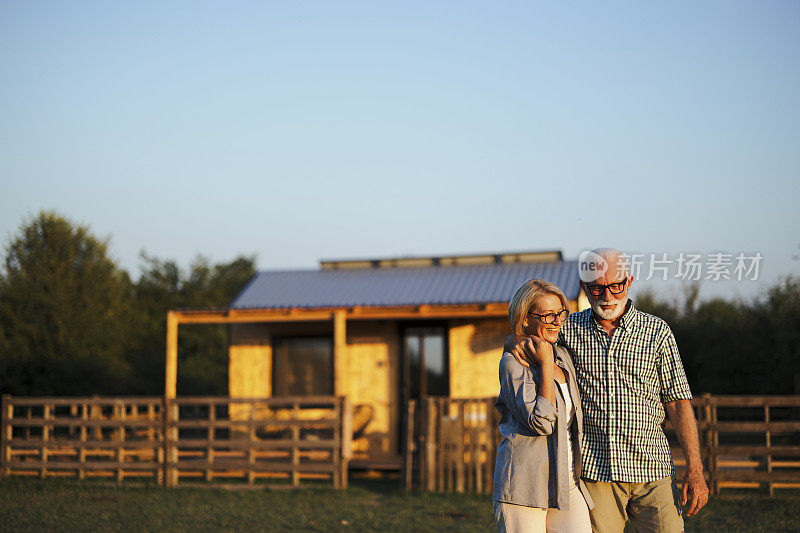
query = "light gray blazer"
xmin=492 ymin=344 xmax=594 ymax=510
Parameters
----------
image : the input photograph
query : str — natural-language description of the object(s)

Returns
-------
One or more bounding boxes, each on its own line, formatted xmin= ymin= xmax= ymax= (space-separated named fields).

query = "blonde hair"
xmin=508 ymin=278 xmax=570 ymax=336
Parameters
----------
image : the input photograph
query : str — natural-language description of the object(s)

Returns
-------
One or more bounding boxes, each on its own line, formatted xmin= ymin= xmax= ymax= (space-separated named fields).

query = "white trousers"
xmin=494 ymin=484 xmax=592 ymax=533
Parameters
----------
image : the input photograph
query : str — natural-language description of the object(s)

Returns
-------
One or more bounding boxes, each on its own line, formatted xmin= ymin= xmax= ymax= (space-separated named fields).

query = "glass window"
xmin=272 ymin=337 xmax=333 ymax=396
xmin=404 ymin=326 xmax=449 ymax=399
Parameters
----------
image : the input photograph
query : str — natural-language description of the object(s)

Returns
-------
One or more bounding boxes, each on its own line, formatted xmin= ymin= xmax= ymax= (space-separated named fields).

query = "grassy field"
xmin=1 ymin=478 xmax=799 ymax=532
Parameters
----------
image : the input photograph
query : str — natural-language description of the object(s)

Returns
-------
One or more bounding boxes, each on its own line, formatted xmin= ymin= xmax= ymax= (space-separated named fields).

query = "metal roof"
xmin=230 ymin=260 xmax=580 ymax=310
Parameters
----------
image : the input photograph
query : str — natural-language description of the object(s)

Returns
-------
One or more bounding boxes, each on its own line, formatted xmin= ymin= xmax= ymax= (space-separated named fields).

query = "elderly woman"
xmin=492 ymin=278 xmax=593 ymax=533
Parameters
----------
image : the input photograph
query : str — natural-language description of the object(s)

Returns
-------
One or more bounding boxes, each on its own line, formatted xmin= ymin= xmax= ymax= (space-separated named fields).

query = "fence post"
xmin=163 ymin=397 xmax=175 ymax=488
xmin=471 ymin=402 xmax=481 ymax=493
xmin=116 ymin=400 xmax=125 ymax=484
xmin=247 ymin=399 xmax=256 ymax=485
xmin=1 ymin=395 xmax=10 ymax=479
xmin=437 ymin=398 xmax=446 ymax=492
xmin=763 ymin=404 xmax=773 ymax=496
xmin=402 ymin=400 xmax=416 ymax=491
xmin=41 ymin=403 xmax=50 ymax=479
xmin=79 ymin=402 xmax=88 ymax=480
xmin=702 ymin=394 xmax=719 ymax=496
xmin=424 ymin=397 xmax=437 ymax=492
xmin=485 ymin=397 xmax=497 ymax=494
xmin=455 ymin=401 xmax=465 ymax=493
xmin=340 ymin=396 xmax=352 ymax=489
xmin=418 ymin=398 xmax=428 ymax=490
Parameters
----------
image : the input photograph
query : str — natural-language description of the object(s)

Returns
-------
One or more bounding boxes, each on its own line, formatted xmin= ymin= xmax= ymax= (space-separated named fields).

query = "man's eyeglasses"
xmin=585 ymin=278 xmax=628 ymax=297
xmin=528 ymin=308 xmax=569 ymax=324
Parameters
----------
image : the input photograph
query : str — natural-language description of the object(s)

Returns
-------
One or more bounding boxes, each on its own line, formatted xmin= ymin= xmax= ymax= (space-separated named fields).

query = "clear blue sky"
xmin=1 ymin=1 xmax=798 ymax=302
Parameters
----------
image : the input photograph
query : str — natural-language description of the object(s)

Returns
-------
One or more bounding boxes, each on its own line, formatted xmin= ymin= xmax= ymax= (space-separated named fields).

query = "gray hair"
xmin=591 ymin=247 xmax=630 ymax=277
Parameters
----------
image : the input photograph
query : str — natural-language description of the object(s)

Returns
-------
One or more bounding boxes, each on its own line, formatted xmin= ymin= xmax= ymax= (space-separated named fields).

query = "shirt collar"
xmin=620 ymin=299 xmax=639 ymax=329
xmin=553 ymin=345 xmax=568 ymax=366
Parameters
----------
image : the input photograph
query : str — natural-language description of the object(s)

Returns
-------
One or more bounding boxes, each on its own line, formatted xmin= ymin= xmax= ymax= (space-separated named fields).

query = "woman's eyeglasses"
xmin=528 ymin=308 xmax=569 ymax=324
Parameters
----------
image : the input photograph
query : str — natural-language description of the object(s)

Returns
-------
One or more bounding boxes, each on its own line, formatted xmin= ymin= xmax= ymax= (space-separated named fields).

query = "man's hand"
xmin=681 ymin=467 xmax=709 ymax=517
xmin=503 ymin=335 xmax=538 ymax=368
xmin=665 ymin=399 xmax=708 ymax=517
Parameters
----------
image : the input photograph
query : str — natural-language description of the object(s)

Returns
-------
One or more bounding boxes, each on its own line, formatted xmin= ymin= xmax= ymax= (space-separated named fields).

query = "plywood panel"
xmin=448 ymin=318 xmax=509 ymax=398
xmin=228 ymin=344 xmax=270 ymax=399
xmin=342 ymin=321 xmax=398 ymax=459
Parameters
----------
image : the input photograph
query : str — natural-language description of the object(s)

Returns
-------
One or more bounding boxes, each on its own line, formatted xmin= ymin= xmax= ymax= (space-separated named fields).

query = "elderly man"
xmin=505 ymin=248 xmax=708 ymax=532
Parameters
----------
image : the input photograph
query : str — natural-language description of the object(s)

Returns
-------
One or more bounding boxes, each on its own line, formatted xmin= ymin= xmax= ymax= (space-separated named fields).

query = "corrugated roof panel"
xmin=230 ymin=261 xmax=580 ymax=310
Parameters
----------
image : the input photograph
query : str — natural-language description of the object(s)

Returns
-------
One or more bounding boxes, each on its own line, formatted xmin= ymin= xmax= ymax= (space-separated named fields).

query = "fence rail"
xmin=403 ymin=394 xmax=800 ymax=495
xmin=1 ymin=395 xmax=352 ymax=489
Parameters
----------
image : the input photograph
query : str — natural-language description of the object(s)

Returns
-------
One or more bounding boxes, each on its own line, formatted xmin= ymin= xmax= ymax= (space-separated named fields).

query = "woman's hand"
xmin=506 ymin=335 xmax=554 ymax=368
xmin=529 ymin=335 xmax=554 ymax=368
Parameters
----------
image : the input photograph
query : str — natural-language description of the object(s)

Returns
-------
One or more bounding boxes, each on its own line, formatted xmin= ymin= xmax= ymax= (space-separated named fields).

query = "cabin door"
xmin=401 ymin=325 xmax=449 ymax=405
xmin=399 ymin=324 xmax=449 ymax=467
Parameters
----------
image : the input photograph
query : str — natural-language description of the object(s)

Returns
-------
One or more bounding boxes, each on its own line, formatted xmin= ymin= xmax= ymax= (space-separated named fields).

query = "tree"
xmin=635 ymin=277 xmax=800 ymax=395
xmin=127 ymin=253 xmax=256 ymax=395
xmin=0 ymin=211 xmax=134 ymax=394
xmin=758 ymin=276 xmax=800 ymax=394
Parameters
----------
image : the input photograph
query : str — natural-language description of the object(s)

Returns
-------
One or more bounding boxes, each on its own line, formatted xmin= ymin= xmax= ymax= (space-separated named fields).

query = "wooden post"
xmin=154 ymin=402 xmax=164 ymax=486
xmin=700 ymin=394 xmax=711 ymax=495
xmin=291 ymin=402 xmax=300 ymax=487
xmin=165 ymin=311 xmax=179 ymax=400
xmin=485 ymin=397 xmax=496 ymax=495
xmin=764 ymin=404 xmax=773 ymax=496
xmin=418 ymin=398 xmax=428 ymax=490
xmin=424 ymin=397 xmax=437 ymax=492
xmin=41 ymin=404 xmax=50 ymax=479
xmin=69 ymin=404 xmax=78 ymax=440
xmin=147 ymin=403 xmax=155 ymax=442
xmin=455 ymin=401 xmax=465 ymax=493
xmin=116 ymin=401 xmax=125 ymax=483
xmin=208 ymin=401 xmax=216 ymax=484
xmin=471 ymin=402 xmax=482 ymax=493
xmin=247 ymin=400 xmax=256 ymax=485
xmin=340 ymin=396 xmax=352 ymax=489
xmin=333 ymin=311 xmax=346 ymax=396
xmin=1 ymin=395 xmax=10 ymax=479
xmin=91 ymin=396 xmax=101 ymax=440
xmin=79 ymin=403 xmax=87 ymax=480
xmin=712 ymin=398 xmax=719 ymax=495
xmin=164 ymin=398 xmax=177 ymax=487
xmin=702 ymin=394 xmax=719 ymax=496
xmin=164 ymin=311 xmax=179 ymax=486
xmin=402 ymin=400 xmax=416 ymax=491
xmin=437 ymin=398 xmax=446 ymax=492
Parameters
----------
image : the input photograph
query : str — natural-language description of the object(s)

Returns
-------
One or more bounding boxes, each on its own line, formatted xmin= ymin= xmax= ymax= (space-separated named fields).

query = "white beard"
xmin=590 ymin=298 xmax=627 ymax=320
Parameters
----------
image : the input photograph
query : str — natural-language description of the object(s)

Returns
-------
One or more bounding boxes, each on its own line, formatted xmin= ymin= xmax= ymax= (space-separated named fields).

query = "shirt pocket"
xmin=511 ymin=377 xmax=538 ymax=404
xmin=616 ymin=345 xmax=660 ymax=399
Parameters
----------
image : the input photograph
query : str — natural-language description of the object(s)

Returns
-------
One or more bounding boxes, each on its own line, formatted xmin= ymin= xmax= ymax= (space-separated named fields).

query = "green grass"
xmin=1 ymin=478 xmax=798 ymax=532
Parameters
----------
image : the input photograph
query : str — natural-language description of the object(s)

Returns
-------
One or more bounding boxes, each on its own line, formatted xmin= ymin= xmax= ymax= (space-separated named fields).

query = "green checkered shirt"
xmin=559 ymin=300 xmax=692 ymax=483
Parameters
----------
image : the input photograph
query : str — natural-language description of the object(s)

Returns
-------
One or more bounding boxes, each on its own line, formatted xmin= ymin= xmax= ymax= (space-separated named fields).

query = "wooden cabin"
xmin=164 ymin=250 xmax=588 ymax=469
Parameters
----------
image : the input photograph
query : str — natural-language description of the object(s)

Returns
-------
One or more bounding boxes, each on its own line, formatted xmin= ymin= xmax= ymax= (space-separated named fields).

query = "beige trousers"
xmin=494 ymin=484 xmax=592 ymax=533
xmin=583 ymin=477 xmax=684 ymax=533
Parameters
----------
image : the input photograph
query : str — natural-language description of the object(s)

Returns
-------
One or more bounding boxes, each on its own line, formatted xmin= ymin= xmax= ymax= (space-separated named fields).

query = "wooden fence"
xmin=403 ymin=395 xmax=800 ymax=495
xmin=404 ymin=397 xmax=499 ymax=493
xmin=1 ymin=395 xmax=352 ymax=489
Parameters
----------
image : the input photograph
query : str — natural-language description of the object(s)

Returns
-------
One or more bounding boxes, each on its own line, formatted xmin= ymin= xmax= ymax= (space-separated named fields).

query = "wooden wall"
xmin=228 ymin=320 xmax=399 ymax=462
xmin=340 ymin=321 xmax=399 ymax=460
xmin=448 ymin=318 xmax=510 ymax=398
xmin=229 ymin=324 xmax=271 ymax=399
